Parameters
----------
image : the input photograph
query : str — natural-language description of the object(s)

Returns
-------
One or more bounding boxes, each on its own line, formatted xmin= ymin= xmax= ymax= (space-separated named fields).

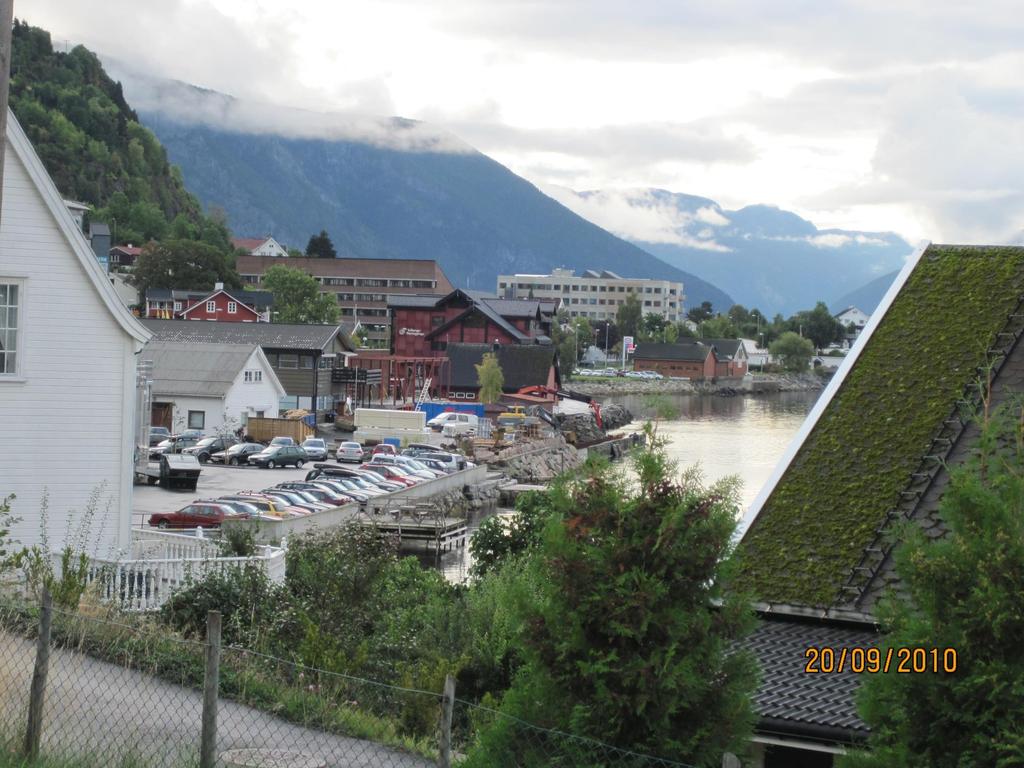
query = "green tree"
xmin=128 ymin=239 xmax=241 ymax=295
xmin=305 ymin=229 xmax=337 ymax=259
xmin=793 ymin=301 xmax=845 ymax=351
xmin=615 ymin=291 xmax=643 ymax=337
xmin=639 ymin=312 xmax=667 ymax=342
xmin=475 ymin=352 xmax=505 ymax=404
xmin=701 ymin=314 xmax=740 ymax=339
xmin=663 ymin=322 xmax=679 ymax=343
xmin=687 ymin=300 xmax=714 ymax=324
xmin=842 ymin=404 xmax=1024 ymax=768
xmin=769 ymin=331 xmax=814 ymax=372
xmin=464 ymin=443 xmax=757 ymax=766
xmin=261 ymin=264 xmax=340 ymax=324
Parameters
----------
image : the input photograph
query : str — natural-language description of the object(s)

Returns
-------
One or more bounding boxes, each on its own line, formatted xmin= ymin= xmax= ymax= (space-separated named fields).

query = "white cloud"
xmin=542 ymin=187 xmax=731 ymax=250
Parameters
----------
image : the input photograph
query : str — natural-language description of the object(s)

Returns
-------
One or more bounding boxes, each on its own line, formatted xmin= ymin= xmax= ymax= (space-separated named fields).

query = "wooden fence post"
xmin=24 ymin=588 xmax=53 ymax=761
xmin=438 ymin=674 xmax=456 ymax=768
xmin=200 ymin=610 xmax=221 ymax=768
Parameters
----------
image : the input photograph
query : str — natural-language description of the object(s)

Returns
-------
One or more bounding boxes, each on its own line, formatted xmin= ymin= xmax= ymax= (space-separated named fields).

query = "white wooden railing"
xmin=55 ymin=531 xmax=286 ymax=612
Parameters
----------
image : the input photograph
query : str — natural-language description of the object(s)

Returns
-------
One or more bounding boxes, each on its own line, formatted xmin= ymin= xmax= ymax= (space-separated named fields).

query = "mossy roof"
xmin=737 ymin=245 xmax=1024 ymax=609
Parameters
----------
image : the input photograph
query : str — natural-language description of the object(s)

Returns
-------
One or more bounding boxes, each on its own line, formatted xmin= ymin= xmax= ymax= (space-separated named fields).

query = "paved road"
xmin=0 ymin=634 xmax=432 ymax=768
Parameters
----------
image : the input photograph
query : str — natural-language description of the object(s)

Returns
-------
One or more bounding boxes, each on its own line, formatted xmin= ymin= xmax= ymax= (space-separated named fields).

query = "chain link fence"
xmin=0 ymin=595 xmax=699 ymax=768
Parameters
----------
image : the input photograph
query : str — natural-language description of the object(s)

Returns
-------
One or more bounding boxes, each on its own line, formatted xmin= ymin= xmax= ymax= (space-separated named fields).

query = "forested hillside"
xmin=8 ymin=21 xmax=228 ymax=249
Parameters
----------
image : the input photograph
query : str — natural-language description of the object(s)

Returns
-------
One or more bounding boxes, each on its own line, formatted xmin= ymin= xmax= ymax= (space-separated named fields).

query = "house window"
xmin=173 ymin=301 xmax=182 ymax=311
xmin=227 ymin=301 xmax=238 ymax=314
xmin=188 ymin=410 xmax=205 ymax=430
xmin=279 ymin=354 xmax=298 ymax=369
xmin=431 ymin=315 xmax=445 ymax=327
xmin=300 ymin=355 xmax=314 ymax=369
xmin=0 ymin=282 xmax=21 ymax=376
xmin=206 ymin=301 xmax=216 ymax=313
xmin=244 ymin=369 xmax=263 ymax=383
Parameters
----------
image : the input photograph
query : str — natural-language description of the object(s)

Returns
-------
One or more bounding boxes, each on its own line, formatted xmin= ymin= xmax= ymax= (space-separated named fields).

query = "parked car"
xmin=183 ymin=435 xmax=238 ymax=464
xmin=373 ymin=454 xmax=442 ymax=480
xmin=336 ymin=441 xmax=368 ymax=463
xmin=428 ymin=412 xmax=478 ymax=432
xmin=370 ymin=443 xmax=398 ymax=457
xmin=224 ymin=493 xmax=306 ymax=517
xmin=210 ymin=498 xmax=279 ymax=523
xmin=148 ymin=502 xmax=242 ymax=530
xmin=417 ymin=457 xmax=450 ymax=475
xmin=304 ymin=467 xmax=397 ymax=494
xmin=275 ymin=482 xmax=352 ymax=506
xmin=212 ymin=442 xmax=266 ymax=465
xmin=250 ymin=445 xmax=308 ymax=469
xmin=148 ymin=427 xmax=171 ymax=447
xmin=417 ymin=452 xmax=466 ymax=472
xmin=300 ymin=438 xmax=329 ymax=461
xmin=310 ymin=478 xmax=374 ymax=502
xmin=362 ymin=463 xmax=420 ymax=486
xmin=151 ymin=432 xmax=204 ymax=456
xmin=260 ymin=489 xmax=329 ymax=513
xmin=348 ymin=468 xmax=406 ymax=492
xmin=270 ymin=436 xmax=296 ymax=446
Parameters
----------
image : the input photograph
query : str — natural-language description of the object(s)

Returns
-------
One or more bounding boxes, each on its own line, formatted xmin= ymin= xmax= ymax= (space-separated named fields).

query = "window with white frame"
xmin=244 ymin=369 xmax=263 ymax=383
xmin=0 ymin=282 xmax=21 ymax=375
xmin=206 ymin=301 xmax=216 ymax=313
xmin=173 ymin=301 xmax=182 ymax=311
xmin=227 ymin=301 xmax=238 ymax=314
xmin=188 ymin=410 xmax=205 ymax=429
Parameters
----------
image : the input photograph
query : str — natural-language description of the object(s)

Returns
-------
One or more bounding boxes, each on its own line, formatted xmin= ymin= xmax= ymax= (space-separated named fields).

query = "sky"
xmin=21 ymin=0 xmax=1024 ymax=247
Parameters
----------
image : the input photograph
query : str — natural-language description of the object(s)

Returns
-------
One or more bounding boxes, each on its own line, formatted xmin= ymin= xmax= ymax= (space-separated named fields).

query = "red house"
xmin=706 ymin=339 xmax=749 ymax=378
xmin=632 ymin=342 xmax=718 ymax=380
xmin=145 ymin=285 xmax=274 ymax=322
xmin=388 ymin=290 xmax=553 ymax=357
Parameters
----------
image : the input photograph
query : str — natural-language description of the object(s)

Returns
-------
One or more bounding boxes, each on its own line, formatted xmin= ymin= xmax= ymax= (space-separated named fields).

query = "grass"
xmin=0 ymin=599 xmax=437 ymax=762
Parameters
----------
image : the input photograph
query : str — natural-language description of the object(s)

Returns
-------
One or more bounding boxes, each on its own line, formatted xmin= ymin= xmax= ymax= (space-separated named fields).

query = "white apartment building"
xmin=497 ymin=268 xmax=684 ymax=323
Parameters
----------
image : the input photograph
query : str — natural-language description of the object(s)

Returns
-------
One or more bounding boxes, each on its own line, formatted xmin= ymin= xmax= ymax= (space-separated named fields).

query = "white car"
xmin=336 ymin=441 xmax=366 ymax=463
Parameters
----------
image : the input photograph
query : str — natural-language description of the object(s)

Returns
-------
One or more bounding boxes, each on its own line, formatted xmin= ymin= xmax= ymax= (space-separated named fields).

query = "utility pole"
xmin=0 ymin=1 xmax=14 ymax=224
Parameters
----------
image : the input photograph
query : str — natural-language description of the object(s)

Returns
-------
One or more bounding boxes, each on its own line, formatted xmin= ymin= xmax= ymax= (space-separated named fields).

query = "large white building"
xmin=1 ymin=110 xmax=151 ymax=556
xmin=497 ymin=268 xmax=684 ymax=323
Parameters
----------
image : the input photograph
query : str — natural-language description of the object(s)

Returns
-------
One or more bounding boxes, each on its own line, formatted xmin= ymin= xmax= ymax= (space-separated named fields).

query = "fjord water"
xmin=602 ymin=390 xmax=821 ymax=510
xmin=435 ymin=390 xmax=820 ymax=581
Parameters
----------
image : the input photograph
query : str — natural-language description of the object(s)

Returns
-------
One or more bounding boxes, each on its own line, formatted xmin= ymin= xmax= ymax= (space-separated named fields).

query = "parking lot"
xmin=132 ymin=460 xmax=337 ymax=529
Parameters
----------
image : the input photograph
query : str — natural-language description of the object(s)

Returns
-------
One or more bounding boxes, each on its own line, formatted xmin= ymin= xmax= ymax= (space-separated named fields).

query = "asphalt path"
xmin=1 ymin=632 xmax=432 ymax=767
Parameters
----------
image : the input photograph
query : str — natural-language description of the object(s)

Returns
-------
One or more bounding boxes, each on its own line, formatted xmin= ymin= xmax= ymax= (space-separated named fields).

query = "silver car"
xmin=336 ymin=441 xmax=366 ymax=463
xmin=301 ymin=438 xmax=329 ymax=461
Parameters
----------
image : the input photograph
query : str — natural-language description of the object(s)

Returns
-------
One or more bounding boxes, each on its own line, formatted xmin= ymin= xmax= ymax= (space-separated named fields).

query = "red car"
xmin=148 ymin=502 xmax=243 ymax=530
xmin=361 ymin=463 xmax=419 ymax=486
xmin=371 ymin=443 xmax=398 ymax=457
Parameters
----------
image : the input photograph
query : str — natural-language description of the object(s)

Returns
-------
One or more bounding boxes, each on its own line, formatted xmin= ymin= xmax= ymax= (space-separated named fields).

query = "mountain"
xmin=831 ymin=269 xmax=900 ymax=314
xmin=119 ymin=80 xmax=732 ymax=307
xmin=552 ymin=189 xmax=913 ymax=316
xmin=8 ymin=22 xmax=201 ymax=222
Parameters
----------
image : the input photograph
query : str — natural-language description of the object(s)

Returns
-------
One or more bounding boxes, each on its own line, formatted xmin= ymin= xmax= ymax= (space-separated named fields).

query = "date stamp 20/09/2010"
xmin=804 ymin=646 xmax=958 ymax=674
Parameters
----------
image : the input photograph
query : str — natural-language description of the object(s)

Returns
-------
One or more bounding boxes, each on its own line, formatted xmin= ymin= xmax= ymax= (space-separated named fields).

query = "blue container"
xmin=419 ymin=402 xmax=485 ymax=421
xmin=301 ymin=414 xmax=316 ymax=427
xmin=384 ymin=437 xmax=402 ymax=449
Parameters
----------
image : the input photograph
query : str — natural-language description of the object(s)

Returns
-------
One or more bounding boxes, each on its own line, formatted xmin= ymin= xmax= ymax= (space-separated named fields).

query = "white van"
xmin=428 ymin=411 xmax=478 ymax=432
xmin=439 ymin=413 xmax=479 ymax=437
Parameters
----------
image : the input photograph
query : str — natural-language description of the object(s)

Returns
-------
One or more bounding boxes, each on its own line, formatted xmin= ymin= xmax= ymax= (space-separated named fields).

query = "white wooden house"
xmin=145 ymin=341 xmax=285 ymax=433
xmin=0 ymin=110 xmax=151 ymax=557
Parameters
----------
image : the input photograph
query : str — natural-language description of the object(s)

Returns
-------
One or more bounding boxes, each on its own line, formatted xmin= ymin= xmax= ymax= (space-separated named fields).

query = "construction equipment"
xmin=414 ymin=377 xmax=432 ymax=410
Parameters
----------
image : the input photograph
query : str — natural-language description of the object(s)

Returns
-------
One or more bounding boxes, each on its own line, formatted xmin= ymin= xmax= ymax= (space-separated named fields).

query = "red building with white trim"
xmin=388 ymin=290 xmax=555 ymax=357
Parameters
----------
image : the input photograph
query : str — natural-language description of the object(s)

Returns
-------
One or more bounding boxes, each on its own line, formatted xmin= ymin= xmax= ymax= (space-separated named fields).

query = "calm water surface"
xmin=603 ymin=390 xmax=821 ymax=511
xmin=431 ymin=390 xmax=820 ymax=581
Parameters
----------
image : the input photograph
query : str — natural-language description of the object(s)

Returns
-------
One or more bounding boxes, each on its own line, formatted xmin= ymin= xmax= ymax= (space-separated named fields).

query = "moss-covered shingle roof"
xmin=737 ymin=245 xmax=1024 ymax=609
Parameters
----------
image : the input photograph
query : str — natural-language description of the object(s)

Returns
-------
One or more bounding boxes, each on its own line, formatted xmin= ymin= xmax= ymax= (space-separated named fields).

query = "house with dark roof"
xmin=388 ymin=289 xmax=554 ymax=357
xmin=142 ymin=318 xmax=355 ymax=414
xmin=705 ymin=338 xmax=748 ymax=378
xmin=731 ymin=244 xmax=1024 ymax=766
xmin=109 ymin=243 xmax=143 ymax=268
xmin=633 ymin=341 xmax=716 ymax=380
xmin=444 ymin=343 xmax=560 ymax=400
xmin=146 ymin=341 xmax=285 ymax=433
xmin=145 ymin=285 xmax=274 ymax=321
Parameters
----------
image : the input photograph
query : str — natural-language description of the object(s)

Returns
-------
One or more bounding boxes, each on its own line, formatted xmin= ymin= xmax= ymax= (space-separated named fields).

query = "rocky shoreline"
xmin=568 ymin=372 xmax=827 ymax=397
